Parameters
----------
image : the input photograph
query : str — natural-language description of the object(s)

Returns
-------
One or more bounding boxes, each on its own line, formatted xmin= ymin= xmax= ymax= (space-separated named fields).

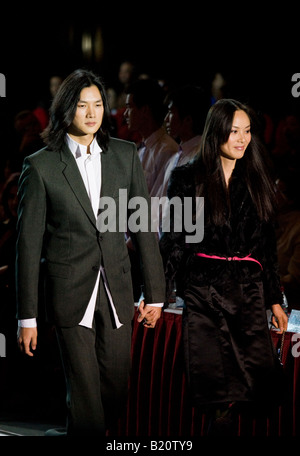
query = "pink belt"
xmin=196 ymin=253 xmax=263 ymax=270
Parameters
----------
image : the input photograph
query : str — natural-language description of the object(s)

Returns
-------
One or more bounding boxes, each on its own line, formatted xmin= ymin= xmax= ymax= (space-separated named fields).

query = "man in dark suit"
xmin=16 ymin=69 xmax=166 ymax=436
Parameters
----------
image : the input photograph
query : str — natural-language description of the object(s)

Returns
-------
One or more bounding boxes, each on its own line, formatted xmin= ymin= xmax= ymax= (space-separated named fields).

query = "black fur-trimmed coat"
xmin=159 ymin=161 xmax=283 ymax=407
xmin=160 ymin=161 xmax=283 ymax=308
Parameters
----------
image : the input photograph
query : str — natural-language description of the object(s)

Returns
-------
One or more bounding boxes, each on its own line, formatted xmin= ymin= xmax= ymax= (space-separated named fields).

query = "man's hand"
xmin=17 ymin=327 xmax=38 ymax=357
xmin=137 ymin=301 xmax=162 ymax=328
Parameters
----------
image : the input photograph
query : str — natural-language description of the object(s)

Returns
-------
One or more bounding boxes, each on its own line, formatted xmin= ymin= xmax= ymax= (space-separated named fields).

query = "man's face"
xmin=164 ymin=101 xmax=182 ymax=139
xmin=124 ymin=94 xmax=143 ymax=132
xmin=68 ymin=85 xmax=104 ymax=144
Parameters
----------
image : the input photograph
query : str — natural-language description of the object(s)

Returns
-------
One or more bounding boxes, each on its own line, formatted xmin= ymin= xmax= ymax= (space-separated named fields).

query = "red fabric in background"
xmin=116 ymin=310 xmax=300 ymax=437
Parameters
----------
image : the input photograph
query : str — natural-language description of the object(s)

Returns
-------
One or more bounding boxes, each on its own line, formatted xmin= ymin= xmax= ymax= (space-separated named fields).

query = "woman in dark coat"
xmin=159 ymin=99 xmax=288 ymax=434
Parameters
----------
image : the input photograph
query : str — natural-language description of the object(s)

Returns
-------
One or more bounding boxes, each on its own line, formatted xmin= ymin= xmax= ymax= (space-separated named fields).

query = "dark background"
xmin=0 ymin=4 xmax=299 ymax=127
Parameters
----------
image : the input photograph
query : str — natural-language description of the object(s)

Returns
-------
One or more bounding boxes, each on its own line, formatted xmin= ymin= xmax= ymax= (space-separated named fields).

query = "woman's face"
xmin=220 ymin=110 xmax=251 ymax=161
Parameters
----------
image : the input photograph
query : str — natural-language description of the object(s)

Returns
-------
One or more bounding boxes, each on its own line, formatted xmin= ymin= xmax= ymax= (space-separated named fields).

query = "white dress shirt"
xmin=139 ymin=127 xmax=178 ymax=195
xmin=154 ymin=135 xmax=202 ymax=199
xmin=67 ymin=134 xmax=124 ymax=329
xmin=149 ymin=135 xmax=201 ymax=238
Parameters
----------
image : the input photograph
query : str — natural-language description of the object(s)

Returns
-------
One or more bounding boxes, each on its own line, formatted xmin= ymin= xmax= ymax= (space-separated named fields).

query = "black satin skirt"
xmin=182 ymin=278 xmax=283 ymax=410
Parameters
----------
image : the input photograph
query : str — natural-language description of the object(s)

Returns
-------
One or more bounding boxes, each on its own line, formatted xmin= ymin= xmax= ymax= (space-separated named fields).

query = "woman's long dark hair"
xmin=42 ymin=69 xmax=111 ymax=151
xmin=194 ymin=98 xmax=277 ymax=224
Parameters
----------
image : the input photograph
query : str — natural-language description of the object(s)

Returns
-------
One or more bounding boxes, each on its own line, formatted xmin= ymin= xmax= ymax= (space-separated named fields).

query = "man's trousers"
xmin=56 ymin=280 xmax=132 ymax=436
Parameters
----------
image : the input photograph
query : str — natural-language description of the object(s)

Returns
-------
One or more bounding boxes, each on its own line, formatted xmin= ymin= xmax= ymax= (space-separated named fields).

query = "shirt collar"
xmin=144 ymin=127 xmax=165 ymax=149
xmin=180 ymin=135 xmax=202 ymax=156
xmin=66 ymin=134 xmax=102 ymax=159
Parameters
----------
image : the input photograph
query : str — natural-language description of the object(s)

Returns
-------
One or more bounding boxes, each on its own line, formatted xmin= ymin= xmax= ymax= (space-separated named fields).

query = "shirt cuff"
xmin=145 ymin=303 xmax=163 ymax=307
xmin=18 ymin=318 xmax=37 ymax=328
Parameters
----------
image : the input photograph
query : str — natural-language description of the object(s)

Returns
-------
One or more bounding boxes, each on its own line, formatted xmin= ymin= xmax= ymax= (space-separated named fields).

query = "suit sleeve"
xmin=128 ymin=145 xmax=166 ymax=305
xmin=15 ymin=157 xmax=47 ymax=320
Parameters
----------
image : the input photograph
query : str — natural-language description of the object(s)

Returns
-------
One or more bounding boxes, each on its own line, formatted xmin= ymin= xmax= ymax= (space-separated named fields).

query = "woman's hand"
xmin=271 ymin=303 xmax=288 ymax=334
xmin=137 ymin=300 xmax=162 ymax=328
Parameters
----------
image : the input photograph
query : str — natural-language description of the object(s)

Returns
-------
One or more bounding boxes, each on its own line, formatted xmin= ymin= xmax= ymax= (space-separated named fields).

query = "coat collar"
xmin=60 ymin=143 xmax=97 ymax=226
xmin=59 ymin=138 xmax=118 ymax=226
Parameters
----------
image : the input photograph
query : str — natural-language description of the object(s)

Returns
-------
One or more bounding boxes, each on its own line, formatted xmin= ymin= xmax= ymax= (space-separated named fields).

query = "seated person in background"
xmin=124 ymin=78 xmax=178 ymax=196
xmin=153 ymin=84 xmax=210 ymax=198
xmin=108 ymin=60 xmax=141 ymax=143
xmin=124 ymin=78 xmax=178 ymax=297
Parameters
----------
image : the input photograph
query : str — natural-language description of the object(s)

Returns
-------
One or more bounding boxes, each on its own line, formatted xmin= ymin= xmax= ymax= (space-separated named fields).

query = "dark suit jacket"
xmin=16 ymin=137 xmax=166 ymax=327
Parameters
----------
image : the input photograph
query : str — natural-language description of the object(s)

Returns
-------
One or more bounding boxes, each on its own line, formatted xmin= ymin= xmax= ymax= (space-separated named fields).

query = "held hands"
xmin=137 ymin=300 xmax=162 ymax=329
xmin=17 ymin=327 xmax=38 ymax=357
xmin=271 ymin=303 xmax=288 ymax=334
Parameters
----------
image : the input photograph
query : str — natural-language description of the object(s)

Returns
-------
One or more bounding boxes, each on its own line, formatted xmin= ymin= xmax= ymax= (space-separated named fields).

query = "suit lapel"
xmin=60 ymin=145 xmax=96 ymax=226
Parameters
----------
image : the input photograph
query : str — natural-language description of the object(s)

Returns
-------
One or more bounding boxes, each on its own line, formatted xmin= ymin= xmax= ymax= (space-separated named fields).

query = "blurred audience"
xmin=33 ymin=74 xmax=64 ymax=130
xmin=13 ymin=110 xmax=44 ymax=167
xmin=271 ymin=111 xmax=300 ymax=176
xmin=116 ymin=60 xmax=137 ymax=109
xmin=210 ymin=72 xmax=227 ymax=104
xmin=108 ymin=60 xmax=141 ymax=142
xmin=123 ymin=78 xmax=177 ymax=298
xmin=124 ymin=78 xmax=178 ymax=196
xmin=152 ymin=84 xmax=210 ymax=198
xmin=275 ymin=170 xmax=300 ymax=311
